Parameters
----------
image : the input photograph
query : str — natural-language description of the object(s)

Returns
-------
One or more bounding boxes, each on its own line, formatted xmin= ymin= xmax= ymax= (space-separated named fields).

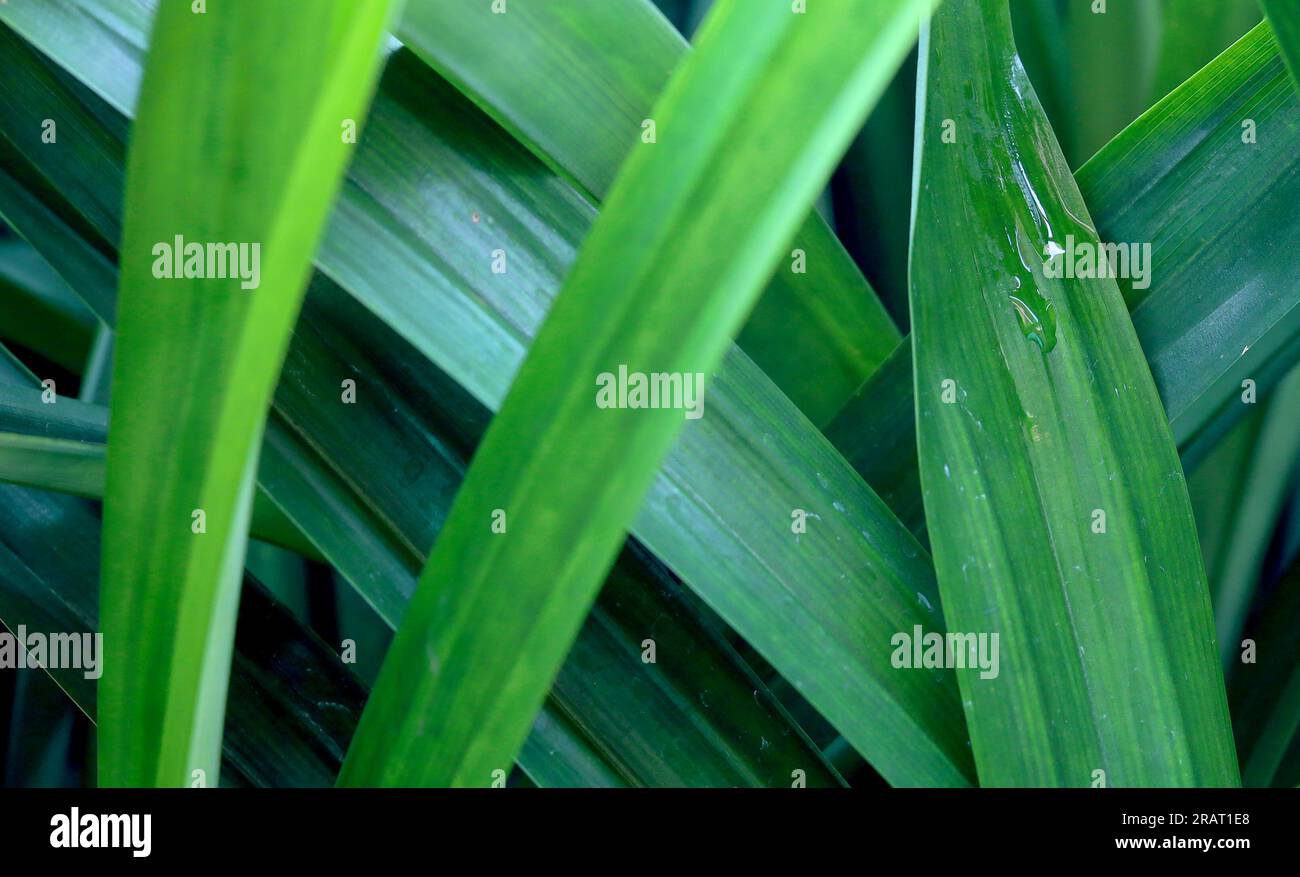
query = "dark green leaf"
xmin=908 ymin=0 xmax=1237 ymax=785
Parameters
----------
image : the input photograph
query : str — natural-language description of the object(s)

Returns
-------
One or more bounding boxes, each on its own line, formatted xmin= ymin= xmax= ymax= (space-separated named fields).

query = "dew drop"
xmin=1009 ymin=292 xmax=1057 ymax=352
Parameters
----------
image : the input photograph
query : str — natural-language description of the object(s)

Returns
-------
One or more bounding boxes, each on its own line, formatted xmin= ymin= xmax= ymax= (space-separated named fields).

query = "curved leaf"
xmin=339 ymin=0 xmax=937 ymax=787
xmin=7 ymin=0 xmax=972 ymax=786
xmin=99 ymin=0 xmax=395 ymax=787
xmin=829 ymin=20 xmax=1300 ymax=530
xmin=394 ymin=0 xmax=900 ymax=424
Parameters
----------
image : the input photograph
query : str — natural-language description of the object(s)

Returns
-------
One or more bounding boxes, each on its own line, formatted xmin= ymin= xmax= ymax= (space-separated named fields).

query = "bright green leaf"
xmin=99 ymin=0 xmax=395 ymax=787
xmin=339 ymin=0 xmax=937 ymax=787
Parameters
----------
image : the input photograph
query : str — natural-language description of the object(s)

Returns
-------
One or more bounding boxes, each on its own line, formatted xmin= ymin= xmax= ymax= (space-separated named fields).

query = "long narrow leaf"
xmin=0 ymin=27 xmax=844 ymax=787
xmin=0 ymin=346 xmax=362 ymax=787
xmin=909 ymin=0 xmax=1238 ymax=785
xmin=1077 ymin=19 xmax=1300 ymax=460
xmin=393 ymin=0 xmax=901 ymax=424
xmin=99 ymin=0 xmax=394 ymax=787
xmin=7 ymin=0 xmax=973 ymax=786
xmin=0 ymin=238 xmax=96 ymax=370
xmin=829 ymin=19 xmax=1300 ymax=530
xmin=0 ymin=384 xmax=319 ymax=560
xmin=1261 ymin=0 xmax=1300 ymax=89
xmin=1204 ymin=367 xmax=1300 ymax=667
xmin=340 ymin=0 xmax=934 ymax=787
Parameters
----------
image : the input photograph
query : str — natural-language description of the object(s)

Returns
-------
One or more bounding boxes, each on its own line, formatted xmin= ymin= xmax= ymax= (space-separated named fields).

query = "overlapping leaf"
xmin=98 ymin=0 xmax=395 ymax=786
xmin=339 ymin=0 xmax=941 ymax=787
xmin=0 ymin=13 xmax=843 ymax=788
xmin=829 ymin=20 xmax=1300 ymax=531
xmin=6 ymin=0 xmax=974 ymax=786
xmin=908 ymin=0 xmax=1237 ymax=785
xmin=394 ymin=0 xmax=900 ymax=424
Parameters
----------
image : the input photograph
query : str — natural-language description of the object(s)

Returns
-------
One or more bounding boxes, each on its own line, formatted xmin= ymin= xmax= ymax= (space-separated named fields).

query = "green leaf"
xmin=824 ymin=340 xmax=927 ymax=535
xmin=908 ymin=0 xmax=1238 ymax=785
xmin=0 ymin=433 xmax=103 ymax=498
xmin=0 ymin=41 xmax=842 ymax=789
xmin=78 ymin=324 xmax=113 ymax=404
xmin=324 ymin=32 xmax=970 ymax=791
xmin=0 ymin=24 xmax=122 ymax=325
xmin=283 ymin=285 xmax=843 ymax=788
xmin=10 ymin=0 xmax=971 ymax=786
xmin=323 ymin=49 xmax=970 ymax=789
xmin=828 ymin=19 xmax=1300 ymax=530
xmin=0 ymin=370 xmax=620 ymax=788
xmin=393 ymin=0 xmax=900 ymax=425
xmin=0 ymin=237 xmax=96 ymax=371
xmin=0 ymin=23 xmax=843 ymax=789
xmin=98 ymin=0 xmax=395 ymax=787
xmin=1202 ymin=366 xmax=1300 ymax=667
xmin=0 ymin=0 xmax=149 ymax=119
xmin=2 ymin=361 xmax=838 ymax=787
xmin=1077 ymin=19 xmax=1300 ymax=461
xmin=1261 ymin=0 xmax=1300 ymax=90
xmin=1229 ymin=555 xmax=1300 ymax=786
xmin=1153 ymin=0 xmax=1261 ymax=100
xmin=0 ymin=345 xmax=367 ymax=787
xmin=339 ymin=0 xmax=936 ymax=787
xmin=0 ymin=383 xmax=320 ymax=560
xmin=11 ymin=0 xmax=893 ymax=425
xmin=0 ymin=163 xmax=119 ymax=328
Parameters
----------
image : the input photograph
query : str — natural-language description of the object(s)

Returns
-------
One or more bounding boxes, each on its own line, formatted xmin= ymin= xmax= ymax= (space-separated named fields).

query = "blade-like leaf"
xmin=1229 ymin=555 xmax=1300 ymax=786
xmin=2 ymin=372 xmax=840 ymax=787
xmin=0 ymin=237 xmax=95 ymax=371
xmin=0 ymin=383 xmax=320 ymax=560
xmin=0 ymin=346 xmax=363 ymax=787
xmin=14 ymin=0 xmax=900 ymax=427
xmin=393 ymin=0 xmax=899 ymax=425
xmin=0 ymin=368 xmax=623 ymax=788
xmin=0 ymin=164 xmax=119 ymax=328
xmin=78 ymin=324 xmax=113 ymax=404
xmin=1261 ymin=0 xmax=1300 ymax=89
xmin=0 ymin=23 xmax=844 ymax=788
xmin=0 ymin=0 xmax=149 ymax=119
xmin=0 ymin=479 xmax=373 ymax=788
xmin=1077 ymin=20 xmax=1300 ymax=462
xmin=1203 ymin=366 xmax=1300 ymax=667
xmin=829 ymin=19 xmax=1300 ymax=528
xmin=280 ymin=282 xmax=843 ymax=788
xmin=908 ymin=0 xmax=1238 ymax=785
xmin=0 ymin=433 xmax=102 ymax=498
xmin=3 ymin=40 xmax=843 ymax=789
xmin=1152 ymin=0 xmax=1261 ymax=100
xmin=7 ymin=0 xmax=973 ymax=786
xmin=99 ymin=0 xmax=394 ymax=787
xmin=325 ymin=34 xmax=971 ymax=791
xmin=339 ymin=0 xmax=934 ymax=787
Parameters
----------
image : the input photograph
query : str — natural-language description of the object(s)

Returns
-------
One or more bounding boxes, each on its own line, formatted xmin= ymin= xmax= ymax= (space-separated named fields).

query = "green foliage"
xmin=98 ymin=0 xmax=395 ymax=787
xmin=0 ymin=0 xmax=1296 ymax=790
xmin=910 ymin=0 xmax=1236 ymax=785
